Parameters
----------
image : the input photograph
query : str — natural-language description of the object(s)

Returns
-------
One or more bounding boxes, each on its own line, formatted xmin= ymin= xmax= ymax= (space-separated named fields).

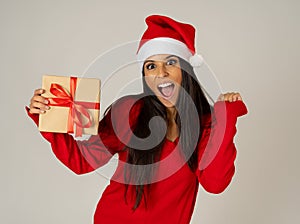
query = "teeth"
xmin=158 ymin=82 xmax=173 ymax=88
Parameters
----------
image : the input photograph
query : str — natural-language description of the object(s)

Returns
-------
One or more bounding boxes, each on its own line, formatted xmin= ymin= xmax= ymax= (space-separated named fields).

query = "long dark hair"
xmin=124 ymin=57 xmax=212 ymax=210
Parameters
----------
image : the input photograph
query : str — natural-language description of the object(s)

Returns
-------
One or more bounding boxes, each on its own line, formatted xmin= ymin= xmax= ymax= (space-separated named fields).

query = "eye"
xmin=145 ymin=63 xmax=156 ymax=70
xmin=166 ymin=58 xmax=178 ymax=66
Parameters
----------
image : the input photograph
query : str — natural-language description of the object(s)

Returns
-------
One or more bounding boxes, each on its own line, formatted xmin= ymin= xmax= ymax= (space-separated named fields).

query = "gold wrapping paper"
xmin=38 ymin=75 xmax=101 ymax=135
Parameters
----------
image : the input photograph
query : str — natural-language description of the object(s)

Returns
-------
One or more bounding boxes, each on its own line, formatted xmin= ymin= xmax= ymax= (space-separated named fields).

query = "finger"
xmin=30 ymin=101 xmax=50 ymax=111
xmin=225 ymin=92 xmax=235 ymax=102
xmin=229 ymin=94 xmax=234 ymax=102
xmin=223 ymin=93 xmax=232 ymax=101
xmin=29 ymin=107 xmax=46 ymax=114
xmin=34 ymin=88 xmax=45 ymax=96
xmin=236 ymin=93 xmax=242 ymax=101
xmin=31 ymin=95 xmax=49 ymax=104
xmin=233 ymin=93 xmax=242 ymax=101
xmin=222 ymin=92 xmax=243 ymax=102
xmin=232 ymin=93 xmax=239 ymax=101
xmin=29 ymin=103 xmax=49 ymax=114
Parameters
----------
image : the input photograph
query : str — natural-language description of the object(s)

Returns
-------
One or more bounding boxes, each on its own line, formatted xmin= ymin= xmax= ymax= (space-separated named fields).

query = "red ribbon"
xmin=48 ymin=77 xmax=100 ymax=137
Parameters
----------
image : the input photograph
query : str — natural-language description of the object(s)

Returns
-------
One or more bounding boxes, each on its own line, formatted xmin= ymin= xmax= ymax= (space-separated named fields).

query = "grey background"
xmin=1 ymin=0 xmax=299 ymax=223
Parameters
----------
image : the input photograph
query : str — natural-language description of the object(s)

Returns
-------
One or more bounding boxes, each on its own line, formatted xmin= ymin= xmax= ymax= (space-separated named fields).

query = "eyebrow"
xmin=144 ymin=55 xmax=178 ymax=64
xmin=165 ymin=55 xmax=177 ymax=60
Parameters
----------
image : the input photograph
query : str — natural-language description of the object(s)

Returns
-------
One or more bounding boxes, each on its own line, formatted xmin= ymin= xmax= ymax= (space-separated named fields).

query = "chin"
xmin=158 ymin=96 xmax=177 ymax=108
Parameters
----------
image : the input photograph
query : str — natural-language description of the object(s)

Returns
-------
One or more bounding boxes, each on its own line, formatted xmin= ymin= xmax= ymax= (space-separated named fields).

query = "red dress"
xmin=27 ymin=95 xmax=248 ymax=224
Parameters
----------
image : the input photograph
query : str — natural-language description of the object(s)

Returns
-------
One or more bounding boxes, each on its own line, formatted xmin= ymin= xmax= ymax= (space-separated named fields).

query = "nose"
xmin=156 ymin=63 xmax=168 ymax=78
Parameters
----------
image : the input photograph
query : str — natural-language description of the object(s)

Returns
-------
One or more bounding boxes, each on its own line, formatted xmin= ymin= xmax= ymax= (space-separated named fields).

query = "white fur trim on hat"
xmin=136 ymin=37 xmax=192 ymax=71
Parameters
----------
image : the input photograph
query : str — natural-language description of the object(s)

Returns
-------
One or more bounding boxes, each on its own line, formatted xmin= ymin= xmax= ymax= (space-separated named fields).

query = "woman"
xmin=27 ymin=15 xmax=247 ymax=224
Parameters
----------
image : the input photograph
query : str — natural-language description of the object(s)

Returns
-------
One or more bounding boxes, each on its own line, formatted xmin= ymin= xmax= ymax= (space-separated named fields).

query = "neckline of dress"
xmin=165 ymin=136 xmax=179 ymax=144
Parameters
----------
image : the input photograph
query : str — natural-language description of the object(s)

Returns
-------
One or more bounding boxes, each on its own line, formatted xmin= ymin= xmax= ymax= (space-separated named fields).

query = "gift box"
xmin=38 ymin=75 xmax=101 ymax=136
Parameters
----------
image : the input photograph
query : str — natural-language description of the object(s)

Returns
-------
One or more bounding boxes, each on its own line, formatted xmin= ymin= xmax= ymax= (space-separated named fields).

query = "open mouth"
xmin=157 ymin=82 xmax=175 ymax=98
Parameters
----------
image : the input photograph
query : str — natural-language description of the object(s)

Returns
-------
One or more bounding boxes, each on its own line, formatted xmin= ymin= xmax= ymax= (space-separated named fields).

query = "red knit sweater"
xmin=27 ymin=95 xmax=247 ymax=224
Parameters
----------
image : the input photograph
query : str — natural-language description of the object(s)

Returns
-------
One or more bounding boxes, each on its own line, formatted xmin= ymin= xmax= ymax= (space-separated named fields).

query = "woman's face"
xmin=143 ymin=54 xmax=182 ymax=108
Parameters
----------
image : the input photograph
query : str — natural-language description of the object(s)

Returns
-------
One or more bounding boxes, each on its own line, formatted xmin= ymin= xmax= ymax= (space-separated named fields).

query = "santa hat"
xmin=136 ymin=15 xmax=203 ymax=70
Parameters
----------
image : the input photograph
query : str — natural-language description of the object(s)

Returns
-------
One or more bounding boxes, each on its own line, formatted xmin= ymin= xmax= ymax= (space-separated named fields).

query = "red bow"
xmin=48 ymin=77 xmax=100 ymax=137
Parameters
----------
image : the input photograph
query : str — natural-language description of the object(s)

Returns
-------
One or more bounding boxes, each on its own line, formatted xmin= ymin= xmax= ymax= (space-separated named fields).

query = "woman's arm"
xmin=26 ymin=93 xmax=141 ymax=175
xmin=196 ymin=99 xmax=248 ymax=193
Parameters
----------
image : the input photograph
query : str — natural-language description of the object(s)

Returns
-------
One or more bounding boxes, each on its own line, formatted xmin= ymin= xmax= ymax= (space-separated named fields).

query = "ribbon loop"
xmin=47 ymin=77 xmax=98 ymax=137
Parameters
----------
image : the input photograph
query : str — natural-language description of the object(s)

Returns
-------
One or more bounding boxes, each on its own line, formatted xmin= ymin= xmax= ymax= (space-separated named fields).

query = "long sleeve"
xmin=196 ymin=100 xmax=248 ymax=193
xmin=26 ymin=96 xmax=142 ymax=175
